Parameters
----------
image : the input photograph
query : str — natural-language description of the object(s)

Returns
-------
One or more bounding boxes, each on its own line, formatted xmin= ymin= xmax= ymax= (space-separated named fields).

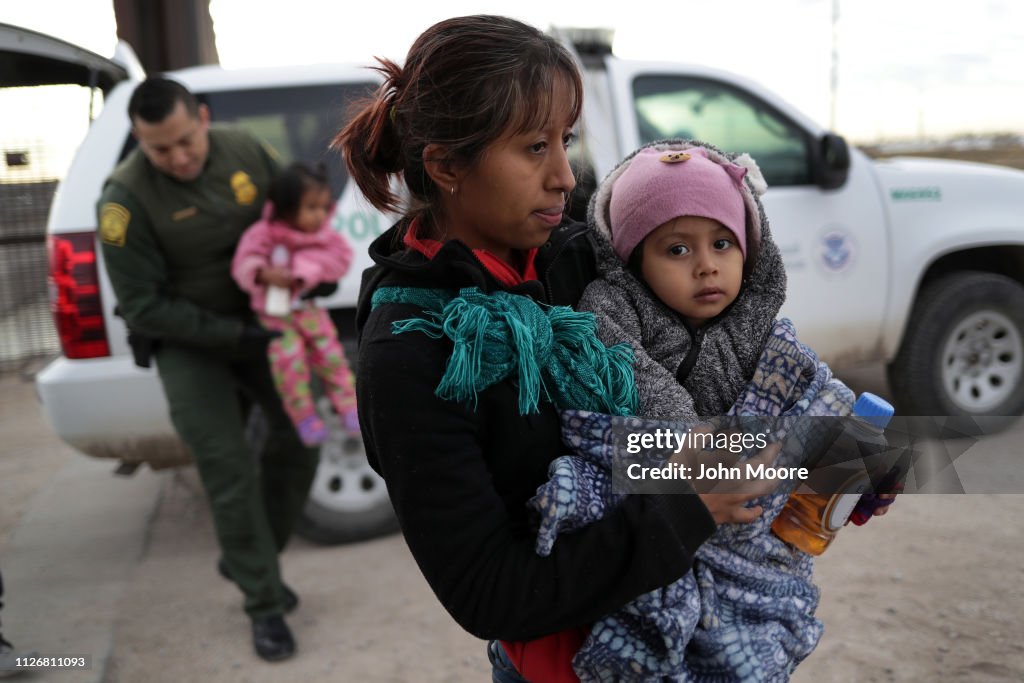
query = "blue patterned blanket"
xmin=529 ymin=318 xmax=855 ymax=682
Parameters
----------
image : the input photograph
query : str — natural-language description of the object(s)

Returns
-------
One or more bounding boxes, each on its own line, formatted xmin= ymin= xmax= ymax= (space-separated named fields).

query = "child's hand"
xmin=848 ymin=489 xmax=900 ymax=525
xmin=869 ymin=492 xmax=898 ymax=517
xmin=257 ymin=265 xmax=293 ymax=288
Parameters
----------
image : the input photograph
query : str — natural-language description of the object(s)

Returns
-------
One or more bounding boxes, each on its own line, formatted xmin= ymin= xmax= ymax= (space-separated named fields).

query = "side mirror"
xmin=813 ymin=132 xmax=850 ymax=190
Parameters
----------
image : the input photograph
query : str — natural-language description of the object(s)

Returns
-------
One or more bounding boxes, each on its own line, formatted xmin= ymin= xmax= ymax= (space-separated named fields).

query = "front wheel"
xmin=295 ymin=396 xmax=398 ymax=544
xmin=888 ymin=271 xmax=1024 ymax=417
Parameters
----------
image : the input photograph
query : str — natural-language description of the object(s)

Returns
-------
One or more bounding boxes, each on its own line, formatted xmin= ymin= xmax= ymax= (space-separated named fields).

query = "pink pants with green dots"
xmin=258 ymin=306 xmax=356 ymax=430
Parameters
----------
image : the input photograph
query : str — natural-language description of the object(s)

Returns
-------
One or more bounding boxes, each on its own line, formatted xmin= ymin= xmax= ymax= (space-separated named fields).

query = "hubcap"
xmin=940 ymin=311 xmax=1023 ymax=413
xmin=307 ymin=398 xmax=389 ymax=513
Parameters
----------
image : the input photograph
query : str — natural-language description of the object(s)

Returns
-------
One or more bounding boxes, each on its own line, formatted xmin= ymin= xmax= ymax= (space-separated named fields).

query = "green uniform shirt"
xmin=98 ymin=126 xmax=280 ymax=348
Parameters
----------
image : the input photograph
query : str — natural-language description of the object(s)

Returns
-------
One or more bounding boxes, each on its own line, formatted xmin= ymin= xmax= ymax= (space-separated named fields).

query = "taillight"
xmin=47 ymin=232 xmax=110 ymax=359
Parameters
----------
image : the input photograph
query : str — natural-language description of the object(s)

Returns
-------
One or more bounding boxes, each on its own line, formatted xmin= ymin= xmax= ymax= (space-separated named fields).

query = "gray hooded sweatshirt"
xmin=581 ymin=139 xmax=787 ymax=420
xmin=538 ymin=139 xmax=856 ymax=681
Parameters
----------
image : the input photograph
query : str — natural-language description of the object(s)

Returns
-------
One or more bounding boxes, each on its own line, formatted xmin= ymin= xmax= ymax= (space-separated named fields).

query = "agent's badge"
xmin=99 ymin=203 xmax=131 ymax=247
xmin=230 ymin=171 xmax=258 ymax=205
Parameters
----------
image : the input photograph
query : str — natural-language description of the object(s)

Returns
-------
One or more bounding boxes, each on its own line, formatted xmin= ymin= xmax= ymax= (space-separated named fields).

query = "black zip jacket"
xmin=355 ymin=220 xmax=717 ymax=641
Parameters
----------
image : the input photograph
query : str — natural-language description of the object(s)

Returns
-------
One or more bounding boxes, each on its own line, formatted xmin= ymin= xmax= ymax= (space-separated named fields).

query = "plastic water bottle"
xmin=264 ymin=244 xmax=291 ymax=316
xmin=772 ymin=393 xmax=894 ymax=555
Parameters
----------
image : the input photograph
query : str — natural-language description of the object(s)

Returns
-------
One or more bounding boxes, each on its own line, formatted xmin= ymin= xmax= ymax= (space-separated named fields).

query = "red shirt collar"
xmin=402 ymin=217 xmax=539 ymax=288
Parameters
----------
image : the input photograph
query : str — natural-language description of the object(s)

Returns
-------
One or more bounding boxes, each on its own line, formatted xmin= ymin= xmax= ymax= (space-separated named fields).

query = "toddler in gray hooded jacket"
xmin=531 ymin=139 xmax=859 ymax=682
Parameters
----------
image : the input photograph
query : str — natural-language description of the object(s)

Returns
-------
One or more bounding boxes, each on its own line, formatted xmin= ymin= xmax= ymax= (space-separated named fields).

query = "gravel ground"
xmin=3 ymin=367 xmax=1023 ymax=682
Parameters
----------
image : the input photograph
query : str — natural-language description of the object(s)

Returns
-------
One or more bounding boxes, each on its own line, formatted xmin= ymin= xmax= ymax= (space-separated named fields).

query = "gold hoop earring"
xmin=450 ymin=186 xmax=456 ymax=196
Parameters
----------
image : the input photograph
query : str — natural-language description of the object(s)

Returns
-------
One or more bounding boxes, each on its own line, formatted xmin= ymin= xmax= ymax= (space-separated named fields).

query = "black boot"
xmin=218 ymin=559 xmax=299 ymax=613
xmin=251 ymin=615 xmax=295 ymax=662
xmin=1 ymin=635 xmax=40 ymax=676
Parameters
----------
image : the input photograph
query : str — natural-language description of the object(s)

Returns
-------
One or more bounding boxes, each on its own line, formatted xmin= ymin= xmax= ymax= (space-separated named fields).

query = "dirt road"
xmin=3 ymin=370 xmax=1023 ymax=682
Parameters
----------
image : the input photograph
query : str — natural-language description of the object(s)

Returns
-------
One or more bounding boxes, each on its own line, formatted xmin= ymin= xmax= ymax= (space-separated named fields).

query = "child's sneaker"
xmin=296 ymin=414 xmax=328 ymax=446
xmin=341 ymin=408 xmax=360 ymax=435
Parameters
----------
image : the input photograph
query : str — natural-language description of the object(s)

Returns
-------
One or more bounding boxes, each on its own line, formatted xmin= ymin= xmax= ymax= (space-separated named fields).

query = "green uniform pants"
xmin=156 ymin=343 xmax=319 ymax=619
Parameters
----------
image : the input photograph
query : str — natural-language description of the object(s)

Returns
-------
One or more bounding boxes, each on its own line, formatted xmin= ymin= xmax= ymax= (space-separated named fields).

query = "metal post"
xmin=112 ymin=0 xmax=219 ymax=73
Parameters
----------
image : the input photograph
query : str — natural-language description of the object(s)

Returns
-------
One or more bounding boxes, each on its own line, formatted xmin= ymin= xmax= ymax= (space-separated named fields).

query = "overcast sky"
xmin=4 ymin=0 xmax=1024 ymax=144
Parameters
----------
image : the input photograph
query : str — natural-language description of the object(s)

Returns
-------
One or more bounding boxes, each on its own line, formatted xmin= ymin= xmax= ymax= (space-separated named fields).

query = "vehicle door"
xmin=1 ymin=22 xmax=137 ymax=366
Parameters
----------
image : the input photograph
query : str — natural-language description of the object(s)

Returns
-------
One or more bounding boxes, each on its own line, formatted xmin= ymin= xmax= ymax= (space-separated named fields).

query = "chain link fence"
xmin=1 ymin=140 xmax=61 ymax=374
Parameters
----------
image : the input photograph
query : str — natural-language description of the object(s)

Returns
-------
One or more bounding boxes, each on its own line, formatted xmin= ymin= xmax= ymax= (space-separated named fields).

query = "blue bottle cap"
xmin=853 ymin=392 xmax=895 ymax=429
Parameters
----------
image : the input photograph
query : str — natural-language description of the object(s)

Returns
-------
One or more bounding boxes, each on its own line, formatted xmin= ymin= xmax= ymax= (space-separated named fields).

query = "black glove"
xmin=127 ymin=329 xmax=160 ymax=368
xmin=300 ymin=281 xmax=339 ymax=300
xmin=238 ymin=322 xmax=283 ymax=352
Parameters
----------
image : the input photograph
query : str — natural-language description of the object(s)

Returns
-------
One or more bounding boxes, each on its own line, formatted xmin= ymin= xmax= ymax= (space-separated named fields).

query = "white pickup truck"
xmin=12 ymin=24 xmax=1024 ymax=543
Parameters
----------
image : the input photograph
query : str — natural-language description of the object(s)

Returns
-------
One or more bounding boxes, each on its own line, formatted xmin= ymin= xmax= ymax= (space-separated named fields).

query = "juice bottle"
xmin=772 ymin=393 xmax=894 ymax=555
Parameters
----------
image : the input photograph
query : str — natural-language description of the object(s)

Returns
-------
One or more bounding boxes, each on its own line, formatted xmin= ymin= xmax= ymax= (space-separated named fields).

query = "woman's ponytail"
xmin=334 ymin=58 xmax=405 ymax=213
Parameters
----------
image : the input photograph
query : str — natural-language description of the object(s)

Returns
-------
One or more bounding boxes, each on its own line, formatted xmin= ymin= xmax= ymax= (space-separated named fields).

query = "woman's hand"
xmin=672 ymin=438 xmax=783 ymax=526
xmin=698 ymin=491 xmax=766 ymax=525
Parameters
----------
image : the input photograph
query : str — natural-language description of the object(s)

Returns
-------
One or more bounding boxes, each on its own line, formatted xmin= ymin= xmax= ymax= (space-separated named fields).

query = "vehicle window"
xmin=119 ymin=82 xmax=375 ymax=198
xmin=632 ymin=75 xmax=812 ymax=187
xmin=567 ymin=135 xmax=597 ymax=223
xmin=1 ymin=84 xmax=99 ymax=184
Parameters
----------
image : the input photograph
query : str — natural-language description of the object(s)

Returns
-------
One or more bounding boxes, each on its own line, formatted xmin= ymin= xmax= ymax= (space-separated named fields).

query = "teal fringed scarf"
xmin=371 ymin=286 xmax=639 ymax=416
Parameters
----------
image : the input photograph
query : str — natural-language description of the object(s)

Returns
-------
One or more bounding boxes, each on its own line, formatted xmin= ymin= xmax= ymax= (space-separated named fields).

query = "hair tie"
xmin=389 ymin=105 xmax=397 ymax=123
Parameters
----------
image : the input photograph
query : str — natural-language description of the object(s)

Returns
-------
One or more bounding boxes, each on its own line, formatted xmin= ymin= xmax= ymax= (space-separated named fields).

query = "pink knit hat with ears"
xmin=609 ymin=147 xmax=749 ymax=262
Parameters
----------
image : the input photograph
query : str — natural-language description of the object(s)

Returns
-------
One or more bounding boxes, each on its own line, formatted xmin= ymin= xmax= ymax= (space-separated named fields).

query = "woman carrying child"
xmin=529 ymin=140 xmax=896 ymax=681
xmin=334 ymin=15 xmax=772 ymax=683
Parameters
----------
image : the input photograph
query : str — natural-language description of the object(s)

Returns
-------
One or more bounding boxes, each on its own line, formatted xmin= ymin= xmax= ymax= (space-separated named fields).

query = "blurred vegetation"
xmin=859 ymin=135 xmax=1024 ymax=171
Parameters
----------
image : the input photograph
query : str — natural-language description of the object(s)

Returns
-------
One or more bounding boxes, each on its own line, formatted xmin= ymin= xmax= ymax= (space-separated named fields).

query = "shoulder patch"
xmin=100 ymin=203 xmax=130 ymax=247
xmin=230 ymin=171 xmax=257 ymax=205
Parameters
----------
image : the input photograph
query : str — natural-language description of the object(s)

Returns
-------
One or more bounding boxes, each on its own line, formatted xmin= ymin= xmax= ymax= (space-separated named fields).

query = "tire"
xmin=247 ymin=396 xmax=399 ymax=546
xmin=888 ymin=271 xmax=1024 ymax=419
xmin=295 ymin=394 xmax=399 ymax=544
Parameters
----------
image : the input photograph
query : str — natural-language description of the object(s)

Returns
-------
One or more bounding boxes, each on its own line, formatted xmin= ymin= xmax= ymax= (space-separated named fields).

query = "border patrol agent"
xmin=97 ymin=77 xmax=318 ymax=662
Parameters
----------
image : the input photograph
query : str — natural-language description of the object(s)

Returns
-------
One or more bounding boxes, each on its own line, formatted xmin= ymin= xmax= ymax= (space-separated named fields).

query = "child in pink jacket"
xmin=232 ymin=163 xmax=358 ymax=445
